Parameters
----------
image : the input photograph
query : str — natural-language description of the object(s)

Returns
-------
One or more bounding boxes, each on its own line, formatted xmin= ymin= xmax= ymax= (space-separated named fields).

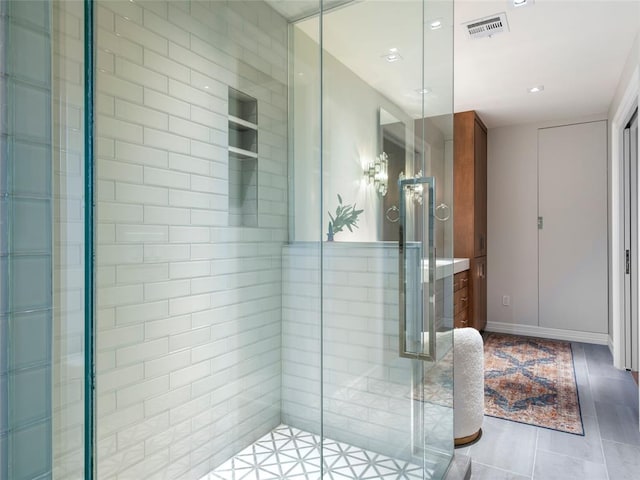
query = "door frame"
xmin=623 ymin=110 xmax=639 ymax=370
xmin=612 ymin=65 xmax=639 ymax=372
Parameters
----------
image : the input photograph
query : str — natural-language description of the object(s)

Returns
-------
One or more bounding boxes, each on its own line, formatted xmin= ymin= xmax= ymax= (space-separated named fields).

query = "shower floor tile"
xmin=201 ymin=425 xmax=425 ymax=480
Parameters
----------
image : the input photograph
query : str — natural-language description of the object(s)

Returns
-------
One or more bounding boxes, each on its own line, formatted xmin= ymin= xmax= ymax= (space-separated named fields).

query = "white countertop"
xmin=423 ymin=258 xmax=470 ymax=281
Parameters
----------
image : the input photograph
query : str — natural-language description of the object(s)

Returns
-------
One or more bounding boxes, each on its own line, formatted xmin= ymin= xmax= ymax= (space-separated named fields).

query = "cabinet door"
xmin=538 ymin=121 xmax=607 ymax=333
xmin=454 ymin=111 xmax=476 ymax=258
xmin=470 ymin=257 xmax=487 ymax=331
xmin=474 ymin=119 xmax=488 ymax=257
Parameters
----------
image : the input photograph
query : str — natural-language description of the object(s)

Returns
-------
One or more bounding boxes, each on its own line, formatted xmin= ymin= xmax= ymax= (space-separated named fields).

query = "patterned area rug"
xmin=484 ymin=333 xmax=584 ymax=435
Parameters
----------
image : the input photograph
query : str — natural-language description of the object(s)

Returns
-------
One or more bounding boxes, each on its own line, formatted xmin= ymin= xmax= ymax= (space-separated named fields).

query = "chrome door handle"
xmin=398 ymin=175 xmax=436 ymax=361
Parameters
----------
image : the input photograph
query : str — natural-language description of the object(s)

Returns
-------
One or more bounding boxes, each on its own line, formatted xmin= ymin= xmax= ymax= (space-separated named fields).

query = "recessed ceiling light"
xmin=513 ymin=0 xmax=535 ymax=7
xmin=203 ymin=85 xmax=209 ymax=90
xmin=430 ymin=19 xmax=442 ymax=30
xmin=416 ymin=88 xmax=432 ymax=95
xmin=528 ymin=85 xmax=544 ymax=93
xmin=382 ymin=48 xmax=403 ymax=62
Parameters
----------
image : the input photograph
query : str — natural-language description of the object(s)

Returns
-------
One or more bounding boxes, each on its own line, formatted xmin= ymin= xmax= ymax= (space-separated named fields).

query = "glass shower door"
xmin=290 ymin=0 xmax=454 ymax=478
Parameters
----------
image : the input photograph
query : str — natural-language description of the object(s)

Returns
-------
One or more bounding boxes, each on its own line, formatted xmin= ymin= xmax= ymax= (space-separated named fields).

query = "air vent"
xmin=464 ymin=12 xmax=509 ymax=39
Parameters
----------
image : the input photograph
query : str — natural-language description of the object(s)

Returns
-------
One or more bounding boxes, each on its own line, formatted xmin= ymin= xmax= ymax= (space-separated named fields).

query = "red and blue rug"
xmin=484 ymin=333 xmax=584 ymax=435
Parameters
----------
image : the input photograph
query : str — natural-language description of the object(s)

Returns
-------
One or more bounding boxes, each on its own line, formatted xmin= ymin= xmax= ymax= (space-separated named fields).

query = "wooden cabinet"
xmin=454 ymin=270 xmax=469 ymax=328
xmin=454 ymin=111 xmax=487 ymax=331
xmin=470 ymin=257 xmax=487 ymax=331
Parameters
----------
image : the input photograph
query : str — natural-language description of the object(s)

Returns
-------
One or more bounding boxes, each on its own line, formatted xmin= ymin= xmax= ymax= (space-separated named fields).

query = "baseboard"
xmin=485 ymin=321 xmax=609 ymax=345
xmin=608 ymin=335 xmax=615 ymax=358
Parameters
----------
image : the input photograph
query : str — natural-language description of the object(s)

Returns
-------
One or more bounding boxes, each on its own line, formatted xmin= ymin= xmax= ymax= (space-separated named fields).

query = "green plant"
xmin=328 ymin=194 xmax=363 ymax=235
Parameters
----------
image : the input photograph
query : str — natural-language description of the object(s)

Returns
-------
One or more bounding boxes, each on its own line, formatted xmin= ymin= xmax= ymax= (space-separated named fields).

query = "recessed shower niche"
xmin=228 ymin=87 xmax=258 ymax=227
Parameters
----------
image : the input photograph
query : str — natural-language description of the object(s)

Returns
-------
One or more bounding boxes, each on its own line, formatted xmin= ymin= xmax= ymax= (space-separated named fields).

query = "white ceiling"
xmin=455 ymin=0 xmax=640 ymax=127
xmin=267 ymin=0 xmax=640 ymax=129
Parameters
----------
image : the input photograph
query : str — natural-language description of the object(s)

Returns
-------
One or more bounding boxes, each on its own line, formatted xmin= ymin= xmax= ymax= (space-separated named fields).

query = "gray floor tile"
xmin=466 ymin=416 xmax=537 ymax=477
xmin=471 ymin=462 xmax=530 ymax=480
xmin=595 ymin=402 xmax=640 ymax=445
xmin=533 ymin=450 xmax=608 ymax=480
xmin=583 ymin=344 xmax=631 ymax=381
xmin=575 ymin=378 xmax=596 ymax=417
xmin=536 ymin=415 xmax=604 ymax=464
xmin=573 ymin=363 xmax=589 ymax=385
xmin=590 ymin=375 xmax=639 ymax=411
xmin=602 ymin=440 xmax=640 ymax=480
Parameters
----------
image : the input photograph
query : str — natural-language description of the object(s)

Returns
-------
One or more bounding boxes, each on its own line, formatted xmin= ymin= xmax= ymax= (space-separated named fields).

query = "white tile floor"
xmin=201 ymin=425 xmax=426 ymax=480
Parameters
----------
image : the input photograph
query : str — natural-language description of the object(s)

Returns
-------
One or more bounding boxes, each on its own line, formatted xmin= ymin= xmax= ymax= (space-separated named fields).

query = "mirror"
xmin=379 ymin=108 xmax=406 ymax=241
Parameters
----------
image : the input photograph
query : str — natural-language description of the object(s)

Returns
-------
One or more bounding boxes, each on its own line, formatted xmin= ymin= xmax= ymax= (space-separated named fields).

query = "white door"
xmin=538 ymin=121 xmax=608 ymax=333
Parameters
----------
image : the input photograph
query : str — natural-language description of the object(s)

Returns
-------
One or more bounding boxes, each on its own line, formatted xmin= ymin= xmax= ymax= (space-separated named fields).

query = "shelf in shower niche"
xmin=228 ymin=110 xmax=257 ymax=156
xmin=228 ymin=146 xmax=258 ymax=160
xmin=229 ymin=115 xmax=257 ymax=131
xmin=228 ymin=87 xmax=258 ymax=227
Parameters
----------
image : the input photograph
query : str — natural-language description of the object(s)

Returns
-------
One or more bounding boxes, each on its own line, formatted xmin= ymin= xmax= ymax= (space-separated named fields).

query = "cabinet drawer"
xmin=455 ymin=309 xmax=468 ymax=329
xmin=454 ymin=286 xmax=469 ymax=315
xmin=453 ymin=270 xmax=469 ymax=292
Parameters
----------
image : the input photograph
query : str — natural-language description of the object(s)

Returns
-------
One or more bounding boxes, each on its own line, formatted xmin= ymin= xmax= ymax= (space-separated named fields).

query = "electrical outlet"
xmin=502 ymin=295 xmax=510 ymax=306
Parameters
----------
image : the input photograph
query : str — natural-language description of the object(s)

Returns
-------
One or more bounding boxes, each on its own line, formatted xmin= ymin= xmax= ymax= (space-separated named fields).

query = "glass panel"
xmin=52 ymin=0 xmax=87 ymax=477
xmin=93 ymin=1 xmax=290 ymax=477
xmin=0 ymin=0 xmax=87 ymax=478
xmin=1 ymin=1 xmax=54 ymax=478
xmin=292 ymin=0 xmax=454 ymax=477
xmin=418 ymin=0 xmax=455 ymax=469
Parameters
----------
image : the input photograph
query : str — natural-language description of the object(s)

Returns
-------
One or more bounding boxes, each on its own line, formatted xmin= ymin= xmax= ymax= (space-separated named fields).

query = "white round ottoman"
xmin=453 ymin=327 xmax=484 ymax=446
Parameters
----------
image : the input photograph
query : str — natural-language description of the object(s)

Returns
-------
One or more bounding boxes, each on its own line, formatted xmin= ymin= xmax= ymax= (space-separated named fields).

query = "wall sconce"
xmin=365 ymin=152 xmax=389 ymax=196
xmin=399 ymin=170 xmax=424 ymax=205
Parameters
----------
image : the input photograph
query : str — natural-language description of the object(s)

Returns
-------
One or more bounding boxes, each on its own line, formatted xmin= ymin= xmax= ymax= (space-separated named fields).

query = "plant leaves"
xmin=328 ymin=194 xmax=363 ymax=236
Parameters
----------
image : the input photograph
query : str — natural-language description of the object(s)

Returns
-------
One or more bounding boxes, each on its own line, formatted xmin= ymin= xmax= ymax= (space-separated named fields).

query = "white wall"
xmin=487 ymin=115 xmax=609 ymax=343
xmin=292 ymin=28 xmax=414 ymax=242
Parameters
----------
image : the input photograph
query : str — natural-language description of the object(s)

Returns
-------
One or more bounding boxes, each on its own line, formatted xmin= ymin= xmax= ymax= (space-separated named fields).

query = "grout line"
xmin=530 ymin=426 xmax=539 ymax=480
xmin=589 ymin=352 xmax=611 ymax=480
xmin=471 ymin=460 xmax=529 ymax=479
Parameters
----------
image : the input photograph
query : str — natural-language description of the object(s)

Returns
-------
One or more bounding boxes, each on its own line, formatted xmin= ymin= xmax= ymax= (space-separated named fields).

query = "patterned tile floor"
xmin=201 ymin=425 xmax=427 ymax=480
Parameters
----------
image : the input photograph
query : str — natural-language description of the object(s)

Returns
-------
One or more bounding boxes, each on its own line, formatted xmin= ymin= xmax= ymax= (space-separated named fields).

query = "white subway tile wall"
xmin=282 ymin=243 xmax=425 ymax=461
xmin=95 ymin=1 xmax=288 ymax=478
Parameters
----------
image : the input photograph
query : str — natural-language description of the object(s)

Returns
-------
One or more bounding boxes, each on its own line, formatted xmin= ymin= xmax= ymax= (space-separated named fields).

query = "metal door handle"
xmin=398 ymin=175 xmax=436 ymax=361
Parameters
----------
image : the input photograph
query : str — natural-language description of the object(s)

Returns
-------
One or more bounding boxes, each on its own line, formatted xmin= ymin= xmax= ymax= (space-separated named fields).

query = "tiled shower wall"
xmin=0 ymin=1 xmax=53 ymax=478
xmin=282 ymin=243 xmax=436 ymax=461
xmin=95 ymin=1 xmax=288 ymax=478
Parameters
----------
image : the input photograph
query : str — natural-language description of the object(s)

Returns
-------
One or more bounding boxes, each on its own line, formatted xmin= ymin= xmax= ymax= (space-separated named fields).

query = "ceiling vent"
xmin=464 ymin=13 xmax=509 ymax=39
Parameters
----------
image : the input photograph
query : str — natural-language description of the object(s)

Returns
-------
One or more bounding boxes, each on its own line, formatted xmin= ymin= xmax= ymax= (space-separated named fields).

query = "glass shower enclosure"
xmin=0 ymin=0 xmax=455 ymax=478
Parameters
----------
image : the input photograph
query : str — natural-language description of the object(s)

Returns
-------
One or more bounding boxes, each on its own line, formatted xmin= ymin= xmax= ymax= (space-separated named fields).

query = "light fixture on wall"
xmin=399 ymin=170 xmax=424 ymax=205
xmin=528 ymin=85 xmax=544 ymax=93
xmin=513 ymin=0 xmax=534 ymax=7
xmin=365 ymin=152 xmax=389 ymax=196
